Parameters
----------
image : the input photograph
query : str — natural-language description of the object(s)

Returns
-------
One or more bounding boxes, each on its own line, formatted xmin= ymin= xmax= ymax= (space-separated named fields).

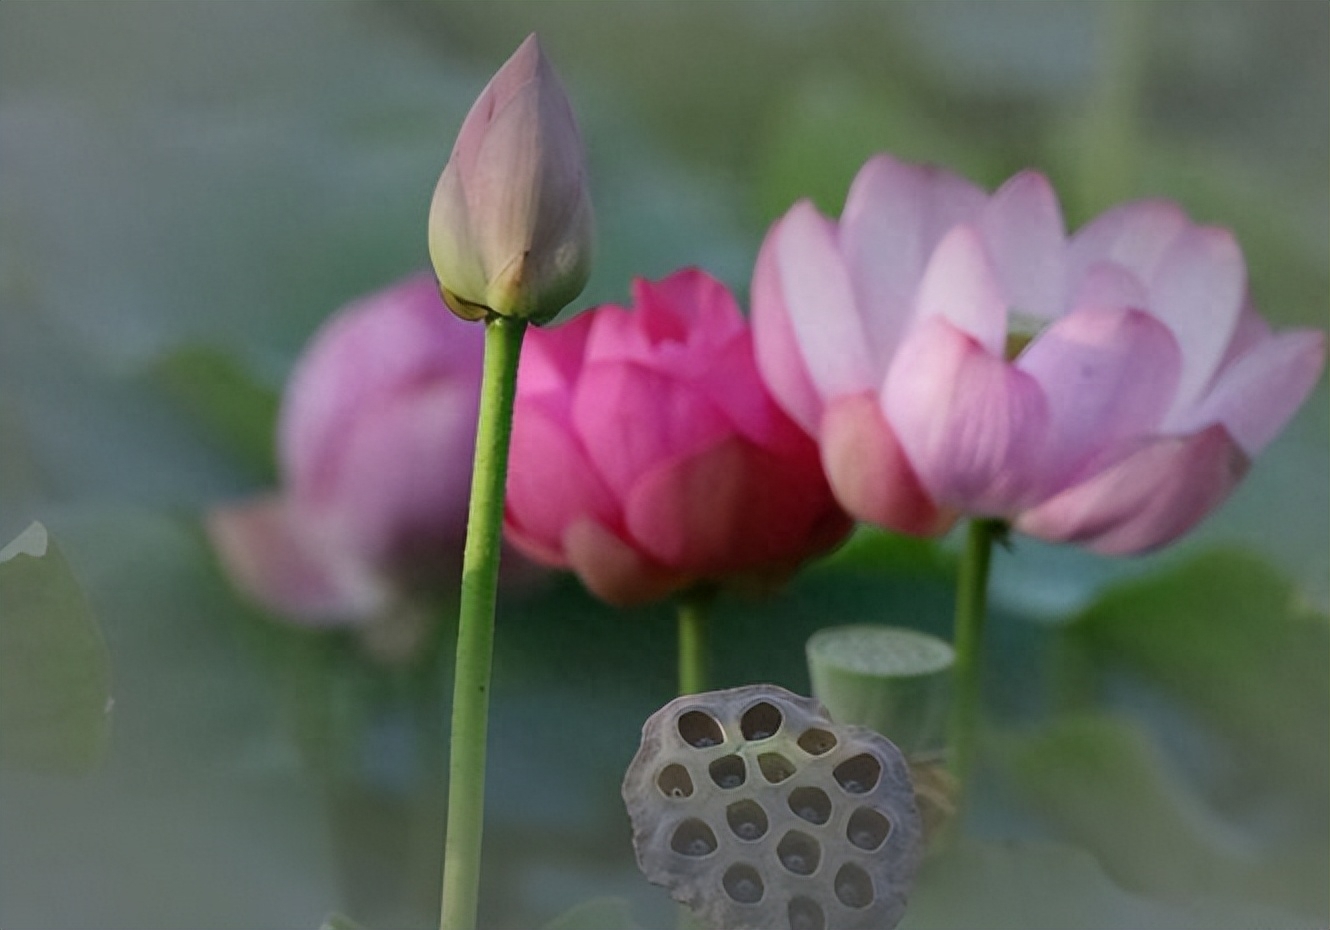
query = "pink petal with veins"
xmin=751 ymin=231 xmax=828 ymax=435
xmin=1177 ymin=328 xmax=1325 ymax=456
xmin=911 ymin=225 xmax=1009 ymax=356
xmin=562 ymin=518 xmax=689 ymax=608
xmin=885 ymin=319 xmax=1049 ymax=515
xmin=839 ymin=154 xmax=987 ymax=357
xmin=1017 ymin=307 xmax=1181 ymax=490
xmin=1016 ymin=425 xmax=1249 ymax=554
xmin=207 ymin=497 xmax=386 ymax=624
xmin=978 ymin=170 xmax=1067 ymax=321
xmin=762 ymin=201 xmax=878 ymax=396
xmin=819 ymin=392 xmax=950 ymax=536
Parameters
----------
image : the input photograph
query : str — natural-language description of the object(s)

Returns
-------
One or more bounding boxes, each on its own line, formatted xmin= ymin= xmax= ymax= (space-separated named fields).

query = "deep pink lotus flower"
xmin=429 ymin=33 xmax=593 ymax=324
xmin=208 ymin=273 xmax=483 ymax=623
xmin=504 ymin=269 xmax=852 ymax=606
xmin=754 ymin=154 xmax=1325 ymax=554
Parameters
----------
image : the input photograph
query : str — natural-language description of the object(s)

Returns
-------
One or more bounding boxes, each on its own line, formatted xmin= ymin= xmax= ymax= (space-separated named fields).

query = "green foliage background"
xmin=1 ymin=3 xmax=1325 ymax=929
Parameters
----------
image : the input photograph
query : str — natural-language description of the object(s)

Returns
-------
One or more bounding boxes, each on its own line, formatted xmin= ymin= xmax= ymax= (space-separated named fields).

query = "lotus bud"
xmin=429 ymin=34 xmax=593 ymax=324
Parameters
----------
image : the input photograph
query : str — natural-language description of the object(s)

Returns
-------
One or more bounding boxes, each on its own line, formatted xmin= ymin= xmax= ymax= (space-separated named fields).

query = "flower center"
xmin=1004 ymin=310 xmax=1046 ymax=360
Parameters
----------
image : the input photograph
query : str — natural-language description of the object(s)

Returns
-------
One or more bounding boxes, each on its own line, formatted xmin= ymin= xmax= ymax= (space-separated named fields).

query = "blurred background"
xmin=1 ymin=3 xmax=1326 ymax=929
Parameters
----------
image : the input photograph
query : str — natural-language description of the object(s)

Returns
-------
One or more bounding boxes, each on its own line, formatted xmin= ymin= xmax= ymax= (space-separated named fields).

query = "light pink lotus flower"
xmin=504 ymin=269 xmax=853 ymax=606
xmin=208 ymin=273 xmax=483 ymax=623
xmin=754 ymin=154 xmax=1325 ymax=554
xmin=429 ymin=33 xmax=593 ymax=324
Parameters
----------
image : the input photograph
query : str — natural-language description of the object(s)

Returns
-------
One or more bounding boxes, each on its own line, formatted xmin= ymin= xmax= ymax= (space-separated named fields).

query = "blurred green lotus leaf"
xmin=543 ymin=897 xmax=644 ymax=930
xmin=150 ymin=345 xmax=280 ymax=481
xmin=318 ymin=914 xmax=364 ymax=930
xmin=1047 ymin=127 xmax=1328 ymax=331
xmin=1062 ymin=549 xmax=1329 ymax=799
xmin=754 ymin=73 xmax=1005 ymax=225
xmin=1001 ymin=713 xmax=1327 ymax=919
xmin=0 ymin=522 xmax=112 ymax=774
xmin=900 ymin=837 xmax=1316 ymax=930
xmin=811 ymin=526 xmax=956 ymax=580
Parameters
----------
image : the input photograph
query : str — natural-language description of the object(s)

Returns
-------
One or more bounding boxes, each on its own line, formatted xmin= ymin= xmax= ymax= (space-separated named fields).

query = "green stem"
xmin=677 ymin=588 xmax=715 ymax=696
xmin=948 ymin=518 xmax=1002 ymax=807
xmin=439 ymin=316 xmax=526 ymax=930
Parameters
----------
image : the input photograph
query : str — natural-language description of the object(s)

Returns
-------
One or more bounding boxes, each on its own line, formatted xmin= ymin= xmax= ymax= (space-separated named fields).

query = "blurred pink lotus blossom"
xmin=208 ymin=273 xmax=483 ymax=623
xmin=429 ymin=33 xmax=593 ymax=324
xmin=504 ymin=269 xmax=852 ymax=606
xmin=753 ymin=154 xmax=1325 ymax=554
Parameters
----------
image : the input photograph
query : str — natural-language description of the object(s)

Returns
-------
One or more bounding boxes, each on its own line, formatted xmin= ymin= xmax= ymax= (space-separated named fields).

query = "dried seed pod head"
xmin=622 ymin=684 xmax=923 ymax=930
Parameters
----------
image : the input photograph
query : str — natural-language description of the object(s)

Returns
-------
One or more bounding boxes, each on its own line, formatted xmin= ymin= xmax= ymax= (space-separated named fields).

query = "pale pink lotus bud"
xmin=207 ymin=273 xmax=483 ymax=624
xmin=429 ymin=34 xmax=593 ymax=324
xmin=504 ymin=269 xmax=852 ymax=606
xmin=753 ymin=153 xmax=1324 ymax=554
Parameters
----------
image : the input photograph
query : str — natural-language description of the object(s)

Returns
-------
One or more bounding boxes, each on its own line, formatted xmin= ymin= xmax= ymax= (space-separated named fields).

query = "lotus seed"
xmin=833 ymin=753 xmax=882 ymax=795
xmin=670 ymin=819 xmax=717 ymax=858
xmin=741 ymin=702 xmax=783 ymax=741
xmin=758 ymin=752 xmax=796 ymax=783
xmin=789 ymin=787 xmax=831 ymax=825
xmin=722 ymin=864 xmax=765 ymax=904
xmin=776 ymin=831 xmax=820 ymax=876
xmin=797 ymin=728 xmax=837 ymax=755
xmin=726 ymin=800 xmax=769 ymax=841
xmin=838 ymin=879 xmax=866 ymax=907
xmin=834 ymin=864 xmax=874 ymax=909
xmin=731 ymin=878 xmax=759 ymax=902
xmin=788 ymin=897 xmax=826 ymax=930
xmin=709 ymin=754 xmax=747 ymax=790
xmin=847 ymin=807 xmax=890 ymax=850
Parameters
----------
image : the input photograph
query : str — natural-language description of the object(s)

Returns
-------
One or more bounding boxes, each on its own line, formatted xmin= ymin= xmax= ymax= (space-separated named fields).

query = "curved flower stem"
xmin=440 ymin=315 xmax=527 ymax=930
xmin=948 ymin=518 xmax=1003 ymax=810
xmin=677 ymin=587 xmax=716 ymax=696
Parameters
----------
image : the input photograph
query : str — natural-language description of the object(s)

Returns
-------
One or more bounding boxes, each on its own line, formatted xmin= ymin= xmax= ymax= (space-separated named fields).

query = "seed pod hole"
xmin=797 ymin=728 xmax=837 ymax=756
xmin=834 ymin=862 xmax=874 ymax=909
xmin=787 ymin=896 xmax=826 ymax=930
xmin=678 ymin=710 xmax=724 ymax=748
xmin=846 ymin=806 xmax=891 ymax=850
xmin=776 ymin=829 xmax=821 ymax=876
xmin=726 ymin=799 xmax=769 ymax=841
xmin=709 ymin=754 xmax=747 ymax=789
xmin=833 ymin=753 xmax=882 ymax=794
xmin=656 ymin=763 xmax=693 ymax=800
xmin=722 ymin=863 xmax=764 ymax=904
xmin=740 ymin=701 xmax=782 ymax=741
xmin=669 ymin=818 xmax=718 ymax=858
xmin=758 ymin=752 xmax=796 ymax=784
xmin=787 ymin=786 xmax=832 ymax=825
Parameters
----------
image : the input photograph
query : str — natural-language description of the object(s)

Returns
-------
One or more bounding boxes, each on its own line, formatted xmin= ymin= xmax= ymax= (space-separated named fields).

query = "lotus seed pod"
xmin=906 ymin=753 xmax=958 ymax=851
xmin=622 ymin=684 xmax=922 ymax=930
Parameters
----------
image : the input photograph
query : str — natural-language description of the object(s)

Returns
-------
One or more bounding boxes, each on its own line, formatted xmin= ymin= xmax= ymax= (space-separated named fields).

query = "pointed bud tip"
xmin=505 ymin=32 xmax=545 ymax=76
